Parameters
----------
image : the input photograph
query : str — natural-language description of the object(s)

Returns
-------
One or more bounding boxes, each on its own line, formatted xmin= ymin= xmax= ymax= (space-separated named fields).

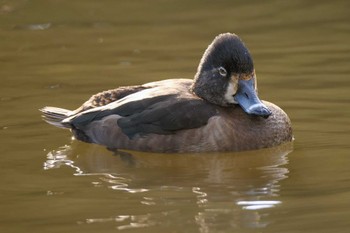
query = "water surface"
xmin=1 ymin=0 xmax=350 ymax=232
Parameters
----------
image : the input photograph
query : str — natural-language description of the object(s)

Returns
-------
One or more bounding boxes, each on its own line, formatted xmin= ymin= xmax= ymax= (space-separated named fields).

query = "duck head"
xmin=191 ymin=33 xmax=271 ymax=118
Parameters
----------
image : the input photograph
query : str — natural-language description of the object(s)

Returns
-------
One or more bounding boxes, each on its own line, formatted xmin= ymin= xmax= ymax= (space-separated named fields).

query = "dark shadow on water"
xmin=44 ymin=141 xmax=293 ymax=230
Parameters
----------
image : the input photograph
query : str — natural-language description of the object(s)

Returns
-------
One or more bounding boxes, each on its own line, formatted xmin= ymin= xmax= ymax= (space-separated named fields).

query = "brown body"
xmin=84 ymin=101 xmax=291 ymax=153
xmin=40 ymin=33 xmax=293 ymax=153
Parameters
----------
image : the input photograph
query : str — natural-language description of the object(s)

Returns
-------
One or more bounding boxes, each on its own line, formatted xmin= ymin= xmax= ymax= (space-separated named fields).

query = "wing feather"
xmin=117 ymin=98 xmax=218 ymax=138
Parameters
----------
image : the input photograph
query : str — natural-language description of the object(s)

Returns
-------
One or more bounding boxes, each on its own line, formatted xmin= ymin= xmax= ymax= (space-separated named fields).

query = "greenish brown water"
xmin=1 ymin=0 xmax=350 ymax=232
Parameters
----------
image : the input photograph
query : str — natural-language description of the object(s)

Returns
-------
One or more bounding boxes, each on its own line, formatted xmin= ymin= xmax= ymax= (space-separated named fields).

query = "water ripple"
xmin=44 ymin=145 xmax=148 ymax=193
xmin=236 ymin=200 xmax=281 ymax=210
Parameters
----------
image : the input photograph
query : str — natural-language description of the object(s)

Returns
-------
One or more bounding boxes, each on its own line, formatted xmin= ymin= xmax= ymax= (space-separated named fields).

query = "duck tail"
xmin=40 ymin=106 xmax=73 ymax=129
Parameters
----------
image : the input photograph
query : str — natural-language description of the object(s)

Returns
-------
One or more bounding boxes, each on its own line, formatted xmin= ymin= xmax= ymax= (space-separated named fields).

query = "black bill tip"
xmin=246 ymin=103 xmax=272 ymax=118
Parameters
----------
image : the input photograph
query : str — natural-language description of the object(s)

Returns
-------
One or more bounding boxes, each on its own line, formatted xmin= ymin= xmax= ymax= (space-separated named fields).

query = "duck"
xmin=40 ymin=33 xmax=293 ymax=153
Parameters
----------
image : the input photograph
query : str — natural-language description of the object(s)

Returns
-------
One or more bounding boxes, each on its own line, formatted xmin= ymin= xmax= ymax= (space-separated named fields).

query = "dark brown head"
xmin=191 ymin=33 xmax=271 ymax=117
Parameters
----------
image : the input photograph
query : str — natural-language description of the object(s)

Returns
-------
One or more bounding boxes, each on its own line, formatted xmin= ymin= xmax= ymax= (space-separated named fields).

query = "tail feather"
xmin=40 ymin=106 xmax=73 ymax=129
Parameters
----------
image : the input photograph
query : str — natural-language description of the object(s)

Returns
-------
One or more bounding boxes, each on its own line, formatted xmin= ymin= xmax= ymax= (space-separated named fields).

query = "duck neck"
xmin=190 ymin=71 xmax=229 ymax=107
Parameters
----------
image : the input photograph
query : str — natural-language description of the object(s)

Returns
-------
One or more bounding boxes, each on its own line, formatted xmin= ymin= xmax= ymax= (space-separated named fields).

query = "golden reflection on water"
xmin=44 ymin=141 xmax=292 ymax=230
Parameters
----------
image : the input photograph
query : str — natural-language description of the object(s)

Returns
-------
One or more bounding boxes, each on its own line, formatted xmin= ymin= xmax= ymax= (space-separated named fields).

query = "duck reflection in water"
xmin=44 ymin=142 xmax=293 ymax=230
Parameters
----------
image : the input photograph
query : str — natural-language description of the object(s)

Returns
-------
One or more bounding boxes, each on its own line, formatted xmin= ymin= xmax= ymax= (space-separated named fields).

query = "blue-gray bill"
xmin=234 ymin=79 xmax=272 ymax=118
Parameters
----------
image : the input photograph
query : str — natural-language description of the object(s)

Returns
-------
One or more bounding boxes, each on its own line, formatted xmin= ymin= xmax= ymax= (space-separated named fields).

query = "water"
xmin=1 ymin=0 xmax=350 ymax=232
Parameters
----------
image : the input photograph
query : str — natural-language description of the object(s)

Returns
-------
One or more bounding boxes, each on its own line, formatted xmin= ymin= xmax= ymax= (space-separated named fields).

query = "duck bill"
xmin=234 ymin=78 xmax=272 ymax=118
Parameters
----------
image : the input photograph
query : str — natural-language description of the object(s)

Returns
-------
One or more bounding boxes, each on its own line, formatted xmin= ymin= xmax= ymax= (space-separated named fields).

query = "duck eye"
xmin=218 ymin=67 xmax=227 ymax=77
